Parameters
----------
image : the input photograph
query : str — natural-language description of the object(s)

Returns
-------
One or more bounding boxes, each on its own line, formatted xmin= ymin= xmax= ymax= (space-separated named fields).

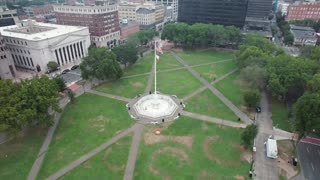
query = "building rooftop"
xmin=0 ymin=20 xmax=88 ymax=41
xmin=136 ymin=8 xmax=153 ymax=14
xmin=120 ymin=20 xmax=139 ymax=28
xmin=290 ymin=25 xmax=316 ymax=39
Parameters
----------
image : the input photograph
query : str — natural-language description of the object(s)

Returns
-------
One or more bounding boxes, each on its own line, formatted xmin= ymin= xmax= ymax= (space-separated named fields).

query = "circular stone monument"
xmin=127 ymin=93 xmax=184 ymax=124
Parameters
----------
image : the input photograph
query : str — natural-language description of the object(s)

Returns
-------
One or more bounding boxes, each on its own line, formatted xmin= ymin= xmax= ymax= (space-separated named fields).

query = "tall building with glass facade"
xmin=178 ymin=0 xmax=249 ymax=27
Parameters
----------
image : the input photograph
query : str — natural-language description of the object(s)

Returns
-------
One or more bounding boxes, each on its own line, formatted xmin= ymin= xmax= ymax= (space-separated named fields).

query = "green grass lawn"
xmin=61 ymin=135 xmax=132 ymax=180
xmin=193 ymin=60 xmax=237 ymax=82
xmin=185 ymin=89 xmax=239 ymax=121
xmin=94 ymin=75 xmax=149 ymax=98
xmin=124 ymin=53 xmax=153 ymax=76
xmin=154 ymin=69 xmax=203 ymax=98
xmin=134 ymin=116 xmax=250 ymax=179
xmin=176 ymin=50 xmax=235 ymax=66
xmin=37 ymin=94 xmax=134 ymax=179
xmin=156 ymin=52 xmax=182 ymax=70
xmin=214 ymin=72 xmax=248 ymax=108
xmin=0 ymin=128 xmax=47 ymax=179
xmin=271 ymin=99 xmax=292 ymax=132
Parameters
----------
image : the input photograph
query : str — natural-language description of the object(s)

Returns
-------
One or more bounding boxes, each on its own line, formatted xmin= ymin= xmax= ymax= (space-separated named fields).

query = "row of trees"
xmin=161 ymin=23 xmax=242 ymax=48
xmin=276 ymin=12 xmax=294 ymax=45
xmin=0 ymin=76 xmax=60 ymax=133
xmin=237 ymin=34 xmax=320 ymax=138
xmin=289 ymin=19 xmax=320 ymax=32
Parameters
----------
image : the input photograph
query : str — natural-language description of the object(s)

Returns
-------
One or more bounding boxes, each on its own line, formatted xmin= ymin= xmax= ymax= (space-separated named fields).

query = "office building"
xmin=0 ymin=20 xmax=90 ymax=73
xmin=178 ymin=0 xmax=249 ymax=28
xmin=54 ymin=1 xmax=120 ymax=48
xmin=0 ymin=32 xmax=16 ymax=79
xmin=0 ymin=6 xmax=19 ymax=27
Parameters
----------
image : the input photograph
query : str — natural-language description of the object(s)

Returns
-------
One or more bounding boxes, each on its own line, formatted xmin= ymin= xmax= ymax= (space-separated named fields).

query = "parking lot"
xmin=297 ymin=138 xmax=320 ymax=180
xmin=49 ymin=66 xmax=82 ymax=86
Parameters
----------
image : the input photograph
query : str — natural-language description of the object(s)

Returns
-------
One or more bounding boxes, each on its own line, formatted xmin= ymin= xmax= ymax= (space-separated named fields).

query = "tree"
xmin=310 ymin=46 xmax=320 ymax=62
xmin=136 ymin=30 xmax=157 ymax=45
xmin=294 ymin=92 xmax=320 ymax=139
xmin=240 ymin=65 xmax=267 ymax=88
xmin=80 ymin=48 xmax=123 ymax=80
xmin=236 ymin=46 xmax=269 ymax=68
xmin=0 ymin=76 xmax=60 ymax=132
xmin=300 ymin=45 xmax=315 ymax=58
xmin=47 ymin=61 xmax=59 ymax=71
xmin=243 ymin=90 xmax=261 ymax=108
xmin=241 ymin=34 xmax=278 ymax=54
xmin=241 ymin=124 xmax=258 ymax=148
xmin=112 ymin=44 xmax=138 ymax=68
xmin=54 ymin=76 xmax=66 ymax=92
xmin=266 ymin=55 xmax=318 ymax=101
xmin=307 ymin=73 xmax=320 ymax=93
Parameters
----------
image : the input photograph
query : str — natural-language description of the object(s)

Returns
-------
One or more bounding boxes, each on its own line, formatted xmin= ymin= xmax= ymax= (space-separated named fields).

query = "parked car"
xmin=71 ymin=65 xmax=79 ymax=70
xmin=256 ymin=106 xmax=261 ymax=113
xmin=61 ymin=69 xmax=70 ymax=74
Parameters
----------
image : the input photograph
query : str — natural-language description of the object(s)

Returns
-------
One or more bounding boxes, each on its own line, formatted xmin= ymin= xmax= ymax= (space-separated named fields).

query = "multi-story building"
xmin=118 ymin=3 xmax=137 ymax=21
xmin=0 ymin=33 xmax=16 ymax=79
xmin=0 ymin=20 xmax=90 ymax=73
xmin=146 ymin=0 xmax=178 ymax=20
xmin=0 ymin=6 xmax=19 ymax=27
xmin=178 ymin=0 xmax=249 ymax=28
xmin=287 ymin=2 xmax=320 ymax=21
xmin=290 ymin=25 xmax=317 ymax=46
xmin=246 ymin=0 xmax=273 ymax=19
xmin=54 ymin=2 xmax=120 ymax=48
xmin=119 ymin=1 xmax=165 ymax=29
xmin=23 ymin=5 xmax=54 ymax=17
xmin=278 ymin=1 xmax=290 ymax=16
xmin=120 ymin=20 xmax=140 ymax=43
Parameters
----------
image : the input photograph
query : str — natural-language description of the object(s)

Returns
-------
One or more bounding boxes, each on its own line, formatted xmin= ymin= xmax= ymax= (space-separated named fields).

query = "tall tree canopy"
xmin=161 ymin=23 xmax=242 ymax=48
xmin=112 ymin=44 xmax=138 ymax=68
xmin=80 ymin=48 xmax=123 ymax=80
xmin=0 ymin=76 xmax=60 ymax=132
xmin=294 ymin=92 xmax=320 ymax=138
xmin=266 ymin=55 xmax=318 ymax=100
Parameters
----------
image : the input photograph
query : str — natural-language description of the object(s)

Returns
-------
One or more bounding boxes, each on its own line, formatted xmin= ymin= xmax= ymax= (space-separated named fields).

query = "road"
xmin=253 ymin=91 xmax=278 ymax=180
xmin=297 ymin=141 xmax=320 ymax=180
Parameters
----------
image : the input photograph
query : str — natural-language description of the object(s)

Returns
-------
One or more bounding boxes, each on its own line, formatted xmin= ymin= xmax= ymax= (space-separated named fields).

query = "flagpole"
xmin=154 ymin=40 xmax=157 ymax=95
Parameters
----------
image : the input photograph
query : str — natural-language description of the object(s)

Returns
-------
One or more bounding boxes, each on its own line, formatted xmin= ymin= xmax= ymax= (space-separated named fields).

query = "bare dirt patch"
xmin=235 ymin=175 xmax=245 ymax=180
xmin=202 ymin=136 xmax=220 ymax=163
xmin=131 ymin=82 xmax=144 ymax=87
xmin=89 ymin=115 xmax=110 ymax=132
xmin=144 ymin=132 xmax=193 ymax=149
xmin=277 ymin=140 xmax=298 ymax=179
xmin=233 ymin=144 xmax=252 ymax=163
xmin=197 ymin=171 xmax=215 ymax=180
xmin=149 ymin=147 xmax=190 ymax=177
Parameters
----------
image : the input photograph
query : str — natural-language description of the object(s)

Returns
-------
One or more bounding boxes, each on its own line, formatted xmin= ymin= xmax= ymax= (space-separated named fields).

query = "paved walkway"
xmin=47 ymin=124 xmax=140 ymax=180
xmin=28 ymin=97 xmax=70 ymax=180
xmin=88 ymin=90 xmax=131 ymax=102
xmin=123 ymin=124 xmax=144 ymax=180
xmin=171 ymin=52 xmax=252 ymax=124
xmin=182 ymin=68 xmax=238 ymax=101
xmin=182 ymin=111 xmax=247 ymax=128
xmin=121 ymin=59 xmax=233 ymax=80
xmin=253 ymin=91 xmax=278 ymax=180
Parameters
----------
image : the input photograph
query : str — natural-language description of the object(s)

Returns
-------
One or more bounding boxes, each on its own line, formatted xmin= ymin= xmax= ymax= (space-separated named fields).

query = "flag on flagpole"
xmin=156 ymin=55 xmax=160 ymax=61
xmin=156 ymin=41 xmax=163 ymax=54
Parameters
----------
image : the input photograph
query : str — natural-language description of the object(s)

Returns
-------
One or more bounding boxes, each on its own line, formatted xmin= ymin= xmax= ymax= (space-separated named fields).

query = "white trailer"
xmin=266 ymin=138 xmax=278 ymax=159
